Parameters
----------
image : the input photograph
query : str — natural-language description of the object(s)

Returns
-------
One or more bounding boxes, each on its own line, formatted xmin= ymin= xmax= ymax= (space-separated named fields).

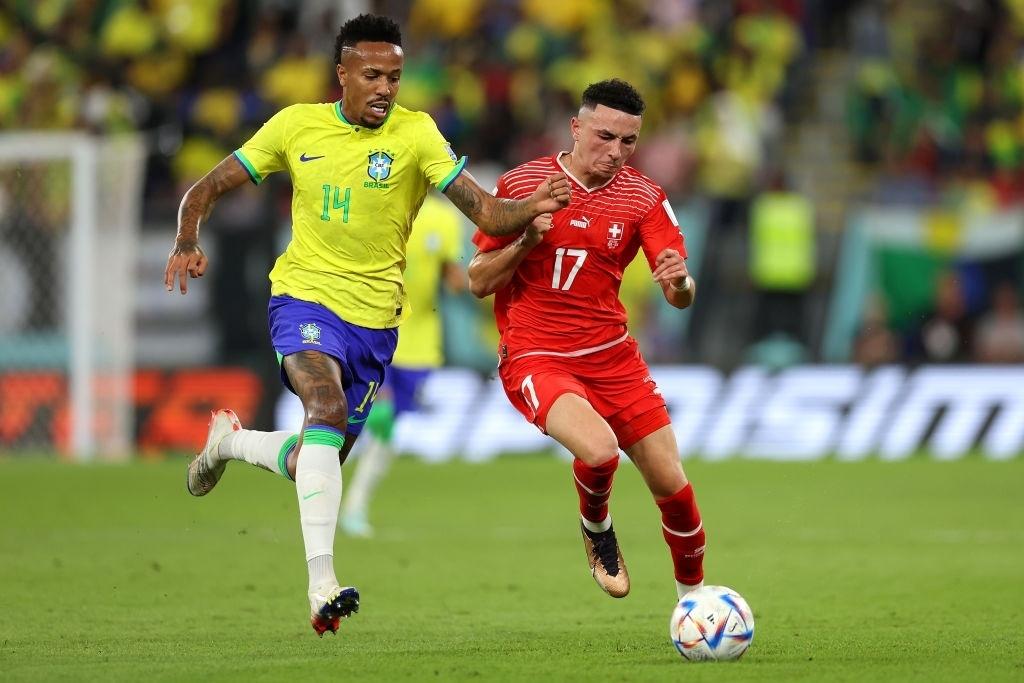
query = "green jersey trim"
xmin=438 ymin=156 xmax=468 ymax=192
xmin=233 ymin=150 xmax=262 ymax=185
xmin=334 ymin=100 xmax=396 ymax=127
xmin=334 ymin=101 xmax=351 ymax=126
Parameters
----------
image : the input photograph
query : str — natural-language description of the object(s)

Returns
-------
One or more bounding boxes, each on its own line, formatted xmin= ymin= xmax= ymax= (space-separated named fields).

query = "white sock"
xmin=308 ymin=555 xmax=336 ymax=594
xmin=341 ymin=434 xmax=394 ymax=519
xmin=219 ymin=429 xmax=298 ymax=480
xmin=295 ymin=426 xmax=344 ymax=592
xmin=581 ymin=514 xmax=612 ymax=534
xmin=676 ymin=580 xmax=703 ymax=599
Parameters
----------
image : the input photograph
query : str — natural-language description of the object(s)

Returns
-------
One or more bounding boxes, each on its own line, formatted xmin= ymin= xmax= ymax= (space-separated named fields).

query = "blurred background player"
xmin=163 ymin=13 xmax=570 ymax=637
xmin=469 ymin=79 xmax=705 ymax=601
xmin=339 ymin=193 xmax=466 ymax=537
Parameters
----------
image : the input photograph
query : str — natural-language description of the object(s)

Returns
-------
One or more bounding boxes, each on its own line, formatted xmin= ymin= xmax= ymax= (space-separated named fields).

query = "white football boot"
xmin=186 ymin=409 xmax=241 ymax=496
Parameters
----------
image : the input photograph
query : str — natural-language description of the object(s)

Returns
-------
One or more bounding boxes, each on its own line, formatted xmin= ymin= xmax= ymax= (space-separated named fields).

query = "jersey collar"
xmin=555 ymin=151 xmax=616 ymax=193
xmin=334 ymin=100 xmax=395 ymax=132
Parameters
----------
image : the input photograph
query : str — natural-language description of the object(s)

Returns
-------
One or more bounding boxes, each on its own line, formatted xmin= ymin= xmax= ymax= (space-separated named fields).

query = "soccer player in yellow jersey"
xmin=339 ymin=194 xmax=465 ymax=538
xmin=163 ymin=14 xmax=570 ymax=637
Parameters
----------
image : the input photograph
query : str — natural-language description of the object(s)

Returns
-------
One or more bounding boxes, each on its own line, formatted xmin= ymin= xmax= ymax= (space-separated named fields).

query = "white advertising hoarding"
xmin=276 ymin=365 xmax=1024 ymax=461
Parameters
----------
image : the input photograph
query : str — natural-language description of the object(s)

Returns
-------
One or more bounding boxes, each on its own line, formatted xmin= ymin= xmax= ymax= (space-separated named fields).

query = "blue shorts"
xmin=383 ymin=366 xmax=431 ymax=416
xmin=268 ymin=295 xmax=398 ymax=437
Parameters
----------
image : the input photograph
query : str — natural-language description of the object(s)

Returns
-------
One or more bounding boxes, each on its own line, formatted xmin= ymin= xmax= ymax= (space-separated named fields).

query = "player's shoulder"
xmin=499 ymin=155 xmax=557 ymax=194
xmin=614 ymin=165 xmax=666 ymax=204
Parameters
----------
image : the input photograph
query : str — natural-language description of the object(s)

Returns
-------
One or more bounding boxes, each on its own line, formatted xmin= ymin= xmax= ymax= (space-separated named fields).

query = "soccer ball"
xmin=669 ymin=585 xmax=754 ymax=661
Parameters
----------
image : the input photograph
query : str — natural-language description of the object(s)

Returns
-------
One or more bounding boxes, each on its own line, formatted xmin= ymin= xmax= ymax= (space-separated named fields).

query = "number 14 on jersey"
xmin=321 ymin=184 xmax=351 ymax=223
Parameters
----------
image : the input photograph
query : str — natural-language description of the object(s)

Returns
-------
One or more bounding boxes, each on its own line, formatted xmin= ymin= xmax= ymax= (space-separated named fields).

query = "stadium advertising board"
xmin=3 ymin=365 xmax=1019 ymax=460
xmin=278 ymin=365 xmax=1024 ymax=461
xmin=0 ymin=368 xmax=262 ymax=455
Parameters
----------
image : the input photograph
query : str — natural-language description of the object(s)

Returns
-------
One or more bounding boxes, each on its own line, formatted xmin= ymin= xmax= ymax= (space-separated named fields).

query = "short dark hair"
xmin=334 ymin=14 xmax=403 ymax=65
xmin=581 ymin=79 xmax=645 ymax=116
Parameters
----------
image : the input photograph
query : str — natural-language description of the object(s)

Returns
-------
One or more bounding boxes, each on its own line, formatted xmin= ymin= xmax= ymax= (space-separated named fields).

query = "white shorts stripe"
xmin=508 ymin=331 xmax=629 ymax=363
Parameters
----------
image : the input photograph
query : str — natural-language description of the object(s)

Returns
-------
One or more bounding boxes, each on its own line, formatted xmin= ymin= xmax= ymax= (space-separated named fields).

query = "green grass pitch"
xmin=1 ymin=455 xmax=1022 ymax=681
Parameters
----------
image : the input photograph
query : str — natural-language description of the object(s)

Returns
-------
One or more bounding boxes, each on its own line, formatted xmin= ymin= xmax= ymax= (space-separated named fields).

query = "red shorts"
xmin=498 ymin=336 xmax=670 ymax=450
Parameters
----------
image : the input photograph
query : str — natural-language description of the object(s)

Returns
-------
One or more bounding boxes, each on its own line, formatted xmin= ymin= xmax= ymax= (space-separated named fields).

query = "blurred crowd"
xmin=846 ymin=0 xmax=1024 ymax=209
xmin=3 ymin=0 xmax=1023 ymax=369
xmin=1 ymin=0 xmax=810 ymax=211
xmin=854 ymin=269 xmax=1024 ymax=365
xmin=843 ymin=0 xmax=1024 ymax=367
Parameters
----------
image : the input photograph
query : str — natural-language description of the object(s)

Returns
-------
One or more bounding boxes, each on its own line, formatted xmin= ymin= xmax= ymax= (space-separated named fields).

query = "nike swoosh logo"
xmin=302 ymin=490 xmax=324 ymax=500
xmin=347 ymin=416 xmax=368 ymax=424
xmin=299 ymin=153 xmax=325 ymax=162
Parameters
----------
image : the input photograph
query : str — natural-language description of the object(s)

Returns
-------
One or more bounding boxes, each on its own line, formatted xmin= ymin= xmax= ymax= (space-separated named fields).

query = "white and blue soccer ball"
xmin=669 ymin=585 xmax=754 ymax=661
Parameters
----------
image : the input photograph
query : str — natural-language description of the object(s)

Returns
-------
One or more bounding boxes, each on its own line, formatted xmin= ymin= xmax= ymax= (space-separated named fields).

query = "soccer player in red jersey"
xmin=468 ymin=79 xmax=705 ymax=600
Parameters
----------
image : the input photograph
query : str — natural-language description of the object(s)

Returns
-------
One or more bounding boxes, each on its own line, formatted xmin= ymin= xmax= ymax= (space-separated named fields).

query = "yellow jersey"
xmin=392 ymin=194 xmax=465 ymax=368
xmin=234 ymin=101 xmax=466 ymax=328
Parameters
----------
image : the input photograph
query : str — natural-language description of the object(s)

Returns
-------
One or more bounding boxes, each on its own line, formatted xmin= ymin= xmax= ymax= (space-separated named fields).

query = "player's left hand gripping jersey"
xmin=473 ymin=153 xmax=685 ymax=357
xmin=235 ymin=102 xmax=466 ymax=329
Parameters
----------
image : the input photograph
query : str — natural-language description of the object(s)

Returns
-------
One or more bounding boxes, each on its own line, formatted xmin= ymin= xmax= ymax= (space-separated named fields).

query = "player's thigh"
xmin=270 ymin=295 xmax=398 ymax=433
xmin=624 ymin=423 xmax=688 ymax=499
xmin=270 ymin=295 xmax=351 ymax=423
xmin=582 ymin=339 xmax=669 ymax=449
xmin=498 ymin=358 xmax=583 ymax=428
xmin=282 ymin=350 xmax=347 ymax=425
xmin=341 ymin=326 xmax=398 ymax=438
xmin=545 ymin=392 xmax=619 ymax=466
xmin=499 ymin=358 xmax=617 ymax=464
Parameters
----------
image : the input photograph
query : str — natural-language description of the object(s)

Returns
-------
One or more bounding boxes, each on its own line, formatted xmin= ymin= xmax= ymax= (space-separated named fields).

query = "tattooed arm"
xmin=444 ymin=171 xmax=570 ymax=237
xmin=164 ymin=155 xmax=251 ymax=294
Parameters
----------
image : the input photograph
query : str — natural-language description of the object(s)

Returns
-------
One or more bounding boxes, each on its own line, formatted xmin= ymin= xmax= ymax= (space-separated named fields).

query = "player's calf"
xmin=572 ymin=457 xmax=618 ymax=524
xmin=656 ymin=484 xmax=706 ymax=598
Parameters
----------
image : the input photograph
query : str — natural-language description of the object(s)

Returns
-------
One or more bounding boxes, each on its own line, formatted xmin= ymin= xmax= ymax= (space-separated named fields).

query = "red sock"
xmin=572 ymin=457 xmax=618 ymax=524
xmin=656 ymin=483 xmax=705 ymax=585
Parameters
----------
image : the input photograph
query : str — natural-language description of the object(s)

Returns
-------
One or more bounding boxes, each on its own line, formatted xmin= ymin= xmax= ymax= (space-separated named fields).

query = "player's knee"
xmin=650 ymin=474 xmax=687 ymax=500
xmin=304 ymin=393 xmax=348 ymax=429
xmin=574 ymin=433 xmax=619 ymax=467
xmin=646 ymin=459 xmax=688 ymax=499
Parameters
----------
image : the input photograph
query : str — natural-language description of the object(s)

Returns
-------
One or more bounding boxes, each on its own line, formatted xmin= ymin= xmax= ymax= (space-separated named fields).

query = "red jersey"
xmin=472 ymin=152 xmax=686 ymax=357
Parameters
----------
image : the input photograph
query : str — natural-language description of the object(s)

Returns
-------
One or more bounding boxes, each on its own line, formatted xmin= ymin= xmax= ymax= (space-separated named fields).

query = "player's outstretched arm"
xmin=165 ymin=155 xmax=251 ymax=294
xmin=444 ymin=171 xmax=569 ymax=237
xmin=468 ymin=214 xmax=553 ymax=297
xmin=652 ymin=248 xmax=696 ymax=309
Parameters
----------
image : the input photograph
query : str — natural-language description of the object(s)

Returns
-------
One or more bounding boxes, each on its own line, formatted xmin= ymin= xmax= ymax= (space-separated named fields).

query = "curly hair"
xmin=580 ymin=79 xmax=645 ymax=116
xmin=334 ymin=14 xmax=403 ymax=65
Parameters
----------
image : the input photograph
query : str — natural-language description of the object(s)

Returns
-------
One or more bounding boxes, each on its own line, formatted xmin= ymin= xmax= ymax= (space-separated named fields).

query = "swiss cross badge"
xmin=607 ymin=222 xmax=624 ymax=249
